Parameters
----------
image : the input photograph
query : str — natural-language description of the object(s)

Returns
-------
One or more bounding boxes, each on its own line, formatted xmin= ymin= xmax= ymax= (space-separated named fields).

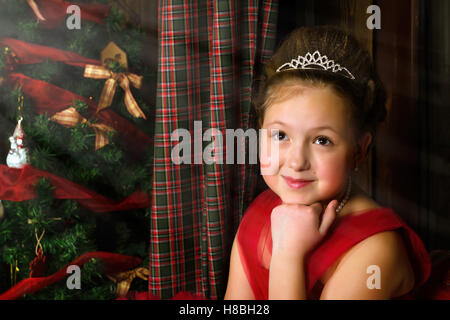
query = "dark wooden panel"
xmin=419 ymin=0 xmax=450 ymax=250
xmin=374 ymin=0 xmax=422 ymax=236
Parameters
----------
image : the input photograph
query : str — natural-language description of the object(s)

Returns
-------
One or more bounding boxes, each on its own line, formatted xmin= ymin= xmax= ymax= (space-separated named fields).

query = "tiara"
xmin=276 ymin=50 xmax=355 ymax=80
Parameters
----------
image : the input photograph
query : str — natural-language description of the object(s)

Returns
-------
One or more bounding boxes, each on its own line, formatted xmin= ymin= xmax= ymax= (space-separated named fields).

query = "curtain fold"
xmin=152 ymin=0 xmax=278 ymax=299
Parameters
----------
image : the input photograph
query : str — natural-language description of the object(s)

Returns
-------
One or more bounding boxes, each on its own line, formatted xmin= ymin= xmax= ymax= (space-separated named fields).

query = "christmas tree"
xmin=0 ymin=0 xmax=154 ymax=299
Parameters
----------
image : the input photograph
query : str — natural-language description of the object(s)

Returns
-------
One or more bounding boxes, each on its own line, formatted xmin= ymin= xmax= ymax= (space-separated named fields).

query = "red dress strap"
xmin=237 ymin=189 xmax=431 ymax=300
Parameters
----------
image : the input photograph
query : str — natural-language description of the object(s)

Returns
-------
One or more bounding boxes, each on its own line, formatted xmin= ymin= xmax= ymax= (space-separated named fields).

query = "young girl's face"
xmin=260 ymin=85 xmax=356 ymax=205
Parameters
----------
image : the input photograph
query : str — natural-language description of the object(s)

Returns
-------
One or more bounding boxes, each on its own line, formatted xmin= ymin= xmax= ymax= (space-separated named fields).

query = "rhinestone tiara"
xmin=276 ymin=50 xmax=355 ymax=80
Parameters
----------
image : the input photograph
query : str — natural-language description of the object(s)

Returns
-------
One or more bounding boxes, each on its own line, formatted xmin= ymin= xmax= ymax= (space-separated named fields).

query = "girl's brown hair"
xmin=254 ymin=26 xmax=387 ymax=148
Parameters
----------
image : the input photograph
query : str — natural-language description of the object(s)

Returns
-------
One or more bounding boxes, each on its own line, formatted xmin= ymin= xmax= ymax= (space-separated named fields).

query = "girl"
xmin=225 ymin=26 xmax=431 ymax=300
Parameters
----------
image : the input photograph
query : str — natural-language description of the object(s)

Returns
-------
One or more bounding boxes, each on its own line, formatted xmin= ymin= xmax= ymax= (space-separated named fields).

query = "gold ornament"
xmin=84 ymin=42 xmax=145 ymax=119
xmin=107 ymin=267 xmax=149 ymax=297
xmin=50 ymin=107 xmax=115 ymax=150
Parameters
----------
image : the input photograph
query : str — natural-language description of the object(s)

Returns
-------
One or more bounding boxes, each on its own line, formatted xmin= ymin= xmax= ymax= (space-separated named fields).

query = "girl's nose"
xmin=287 ymin=143 xmax=309 ymax=171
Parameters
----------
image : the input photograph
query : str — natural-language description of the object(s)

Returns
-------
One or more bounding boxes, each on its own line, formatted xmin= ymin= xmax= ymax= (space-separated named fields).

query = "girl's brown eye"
xmin=271 ymin=130 xmax=288 ymax=141
xmin=314 ymin=136 xmax=332 ymax=146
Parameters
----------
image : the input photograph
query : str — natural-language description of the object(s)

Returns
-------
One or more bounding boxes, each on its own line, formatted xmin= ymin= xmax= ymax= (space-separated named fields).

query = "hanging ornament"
xmin=10 ymin=259 xmax=19 ymax=287
xmin=6 ymin=96 xmax=30 ymax=169
xmin=29 ymin=228 xmax=47 ymax=278
xmin=29 ymin=248 xmax=47 ymax=278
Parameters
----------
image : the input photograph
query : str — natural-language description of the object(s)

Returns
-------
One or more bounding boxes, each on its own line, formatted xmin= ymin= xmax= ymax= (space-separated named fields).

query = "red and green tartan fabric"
xmin=152 ymin=0 xmax=278 ymax=299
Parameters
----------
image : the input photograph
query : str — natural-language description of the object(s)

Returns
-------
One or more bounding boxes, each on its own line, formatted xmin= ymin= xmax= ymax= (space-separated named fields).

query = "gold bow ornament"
xmin=84 ymin=64 xmax=146 ymax=119
xmin=50 ymin=107 xmax=115 ymax=150
xmin=107 ymin=267 xmax=149 ymax=298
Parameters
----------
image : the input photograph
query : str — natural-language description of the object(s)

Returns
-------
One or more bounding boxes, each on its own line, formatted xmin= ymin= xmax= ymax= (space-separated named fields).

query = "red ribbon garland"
xmin=29 ymin=0 xmax=110 ymax=29
xmin=0 ymin=37 xmax=100 ymax=67
xmin=0 ymin=164 xmax=152 ymax=213
xmin=0 ymin=252 xmax=142 ymax=300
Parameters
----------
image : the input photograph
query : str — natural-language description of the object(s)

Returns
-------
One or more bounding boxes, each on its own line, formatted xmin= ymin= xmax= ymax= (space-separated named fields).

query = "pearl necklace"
xmin=335 ymin=176 xmax=352 ymax=214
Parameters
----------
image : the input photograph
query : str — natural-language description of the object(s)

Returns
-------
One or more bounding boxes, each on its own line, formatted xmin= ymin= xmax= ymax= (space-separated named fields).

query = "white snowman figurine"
xmin=6 ymin=118 xmax=30 ymax=169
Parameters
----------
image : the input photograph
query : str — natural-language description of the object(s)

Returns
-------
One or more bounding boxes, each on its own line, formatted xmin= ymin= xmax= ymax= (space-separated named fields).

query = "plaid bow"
xmin=50 ymin=107 xmax=115 ymax=150
xmin=84 ymin=64 xmax=146 ymax=119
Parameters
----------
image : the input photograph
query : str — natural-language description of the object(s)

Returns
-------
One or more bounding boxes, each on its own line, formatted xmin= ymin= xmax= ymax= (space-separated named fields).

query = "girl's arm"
xmin=268 ymin=201 xmax=337 ymax=300
xmin=269 ymin=251 xmax=307 ymax=299
xmin=224 ymin=234 xmax=255 ymax=300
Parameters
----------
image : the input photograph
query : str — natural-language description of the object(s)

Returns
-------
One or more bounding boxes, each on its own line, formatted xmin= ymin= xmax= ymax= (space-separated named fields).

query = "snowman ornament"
xmin=6 ymin=117 xmax=30 ymax=169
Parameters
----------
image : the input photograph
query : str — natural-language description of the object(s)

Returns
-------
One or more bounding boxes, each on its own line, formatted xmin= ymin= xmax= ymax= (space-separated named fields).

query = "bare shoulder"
xmin=352 ymin=230 xmax=415 ymax=295
xmin=321 ymin=229 xmax=416 ymax=299
xmin=320 ymin=185 xmax=416 ymax=299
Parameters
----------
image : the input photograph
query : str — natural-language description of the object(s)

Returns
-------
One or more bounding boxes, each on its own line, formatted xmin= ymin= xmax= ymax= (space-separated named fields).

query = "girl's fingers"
xmin=318 ymin=200 xmax=337 ymax=235
xmin=309 ymin=202 xmax=323 ymax=216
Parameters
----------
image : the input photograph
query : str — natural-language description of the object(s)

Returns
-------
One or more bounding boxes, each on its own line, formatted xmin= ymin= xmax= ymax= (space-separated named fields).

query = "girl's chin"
xmin=278 ymin=193 xmax=315 ymax=205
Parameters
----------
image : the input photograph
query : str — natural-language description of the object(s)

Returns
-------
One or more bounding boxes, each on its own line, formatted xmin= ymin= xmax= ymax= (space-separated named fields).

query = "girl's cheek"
xmin=316 ymin=157 xmax=349 ymax=192
xmin=262 ymin=175 xmax=278 ymax=192
xmin=259 ymin=134 xmax=282 ymax=175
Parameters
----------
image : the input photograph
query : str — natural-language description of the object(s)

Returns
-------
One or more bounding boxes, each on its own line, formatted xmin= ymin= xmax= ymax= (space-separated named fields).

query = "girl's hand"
xmin=270 ymin=200 xmax=338 ymax=258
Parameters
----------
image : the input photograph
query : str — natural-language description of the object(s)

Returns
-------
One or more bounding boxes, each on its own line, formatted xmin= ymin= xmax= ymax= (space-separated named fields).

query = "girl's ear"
xmin=354 ymin=132 xmax=372 ymax=167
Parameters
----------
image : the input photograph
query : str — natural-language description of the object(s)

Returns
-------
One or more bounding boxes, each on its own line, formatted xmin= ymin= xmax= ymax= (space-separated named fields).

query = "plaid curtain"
xmin=152 ymin=0 xmax=278 ymax=299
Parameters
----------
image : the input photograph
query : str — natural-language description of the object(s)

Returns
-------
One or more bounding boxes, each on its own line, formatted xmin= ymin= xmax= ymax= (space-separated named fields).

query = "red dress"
xmin=237 ymin=189 xmax=431 ymax=300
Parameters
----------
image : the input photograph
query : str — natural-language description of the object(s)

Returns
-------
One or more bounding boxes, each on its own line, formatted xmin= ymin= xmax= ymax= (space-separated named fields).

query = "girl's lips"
xmin=282 ymin=176 xmax=313 ymax=189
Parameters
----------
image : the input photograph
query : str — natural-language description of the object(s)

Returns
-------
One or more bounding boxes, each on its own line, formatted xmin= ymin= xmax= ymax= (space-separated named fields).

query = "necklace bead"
xmin=335 ymin=176 xmax=352 ymax=214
